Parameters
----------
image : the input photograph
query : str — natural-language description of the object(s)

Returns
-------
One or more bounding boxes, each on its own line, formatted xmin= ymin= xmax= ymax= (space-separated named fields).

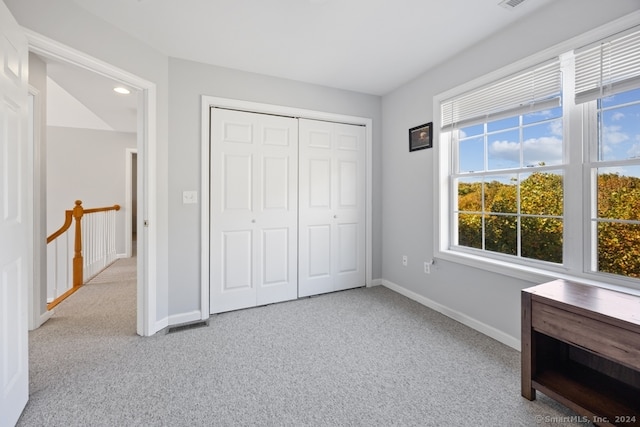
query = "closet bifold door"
xmin=298 ymin=119 xmax=366 ymax=298
xmin=210 ymin=108 xmax=298 ymax=314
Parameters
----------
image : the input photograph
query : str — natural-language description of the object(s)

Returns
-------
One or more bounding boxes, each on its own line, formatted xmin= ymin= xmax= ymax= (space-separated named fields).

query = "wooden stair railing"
xmin=46 ymin=200 xmax=120 ymax=310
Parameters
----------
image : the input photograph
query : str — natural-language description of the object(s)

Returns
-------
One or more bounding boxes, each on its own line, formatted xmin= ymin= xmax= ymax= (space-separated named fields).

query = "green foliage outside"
xmin=596 ymin=173 xmax=640 ymax=278
xmin=457 ymin=172 xmax=640 ymax=278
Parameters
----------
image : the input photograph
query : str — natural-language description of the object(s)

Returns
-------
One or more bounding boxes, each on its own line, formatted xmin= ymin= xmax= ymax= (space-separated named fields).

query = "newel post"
xmin=72 ymin=200 xmax=84 ymax=287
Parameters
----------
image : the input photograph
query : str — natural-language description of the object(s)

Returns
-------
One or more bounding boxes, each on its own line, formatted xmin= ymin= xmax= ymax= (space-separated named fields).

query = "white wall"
xmin=381 ymin=0 xmax=640 ymax=345
xmin=46 ymin=127 xmax=136 ymax=255
xmin=167 ymin=57 xmax=382 ymax=317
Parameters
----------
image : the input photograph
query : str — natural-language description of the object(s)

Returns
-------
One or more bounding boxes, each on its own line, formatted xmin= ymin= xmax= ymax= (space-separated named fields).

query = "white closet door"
xmin=210 ymin=108 xmax=298 ymax=313
xmin=298 ymin=119 xmax=366 ymax=297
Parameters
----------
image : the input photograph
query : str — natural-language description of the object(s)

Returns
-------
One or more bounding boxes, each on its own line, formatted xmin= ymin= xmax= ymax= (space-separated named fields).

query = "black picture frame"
xmin=409 ymin=122 xmax=433 ymax=152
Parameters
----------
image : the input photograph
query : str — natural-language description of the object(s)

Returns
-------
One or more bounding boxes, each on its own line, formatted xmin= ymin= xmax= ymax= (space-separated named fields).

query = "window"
xmin=455 ymin=106 xmax=564 ymax=263
xmin=437 ymin=25 xmax=640 ymax=288
xmin=579 ymin=28 xmax=640 ymax=280
xmin=589 ymin=88 xmax=640 ymax=278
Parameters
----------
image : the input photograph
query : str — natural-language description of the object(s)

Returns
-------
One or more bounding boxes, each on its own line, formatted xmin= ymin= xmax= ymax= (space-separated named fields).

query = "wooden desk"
xmin=522 ymin=280 xmax=640 ymax=426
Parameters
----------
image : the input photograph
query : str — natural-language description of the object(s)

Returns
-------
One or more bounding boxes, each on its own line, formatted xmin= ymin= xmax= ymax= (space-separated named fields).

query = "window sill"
xmin=435 ymin=248 xmax=640 ymax=297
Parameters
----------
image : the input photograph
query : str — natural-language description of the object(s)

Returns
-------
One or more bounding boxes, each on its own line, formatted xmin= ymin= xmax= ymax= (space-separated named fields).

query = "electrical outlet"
xmin=402 ymin=255 xmax=408 ymax=266
xmin=424 ymin=262 xmax=430 ymax=274
xmin=183 ymin=190 xmax=198 ymax=204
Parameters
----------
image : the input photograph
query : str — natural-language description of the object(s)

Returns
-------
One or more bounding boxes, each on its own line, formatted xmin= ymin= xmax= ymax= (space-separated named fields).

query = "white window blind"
xmin=441 ymin=59 xmax=561 ymax=128
xmin=575 ymin=26 xmax=640 ymax=104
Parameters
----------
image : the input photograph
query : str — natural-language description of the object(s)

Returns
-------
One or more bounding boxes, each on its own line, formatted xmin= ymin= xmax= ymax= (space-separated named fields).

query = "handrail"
xmin=46 ymin=210 xmax=73 ymax=244
xmin=84 ymin=204 xmax=121 ymax=214
xmin=46 ymin=200 xmax=121 ymax=310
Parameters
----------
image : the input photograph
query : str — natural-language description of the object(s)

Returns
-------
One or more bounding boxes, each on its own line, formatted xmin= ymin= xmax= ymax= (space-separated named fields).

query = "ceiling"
xmin=47 ymin=59 xmax=138 ymax=133
xmin=46 ymin=0 xmax=553 ymax=132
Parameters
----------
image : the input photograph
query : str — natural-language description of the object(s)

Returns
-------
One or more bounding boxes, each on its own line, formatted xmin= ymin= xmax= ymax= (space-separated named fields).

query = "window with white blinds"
xmin=575 ymin=26 xmax=640 ymax=104
xmin=435 ymin=19 xmax=640 ymax=290
xmin=440 ymin=59 xmax=561 ymax=129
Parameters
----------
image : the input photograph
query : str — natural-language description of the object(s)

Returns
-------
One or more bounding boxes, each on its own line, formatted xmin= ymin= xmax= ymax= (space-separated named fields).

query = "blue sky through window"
xmin=599 ymin=88 xmax=640 ymax=171
xmin=458 ymin=87 xmax=640 ymax=182
xmin=458 ymin=106 xmax=563 ymax=175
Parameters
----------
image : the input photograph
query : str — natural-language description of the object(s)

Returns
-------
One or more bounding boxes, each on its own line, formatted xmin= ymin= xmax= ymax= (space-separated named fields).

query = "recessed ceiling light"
xmin=113 ymin=86 xmax=131 ymax=95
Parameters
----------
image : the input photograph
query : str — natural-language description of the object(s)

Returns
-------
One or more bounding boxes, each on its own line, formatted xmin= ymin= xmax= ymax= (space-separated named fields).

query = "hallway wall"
xmin=46 ymin=126 xmax=136 ymax=255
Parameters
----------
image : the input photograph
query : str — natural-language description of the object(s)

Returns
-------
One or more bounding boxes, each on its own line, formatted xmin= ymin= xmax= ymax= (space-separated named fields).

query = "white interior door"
xmin=298 ymin=119 xmax=366 ymax=297
xmin=0 ymin=2 xmax=29 ymax=426
xmin=210 ymin=108 xmax=298 ymax=313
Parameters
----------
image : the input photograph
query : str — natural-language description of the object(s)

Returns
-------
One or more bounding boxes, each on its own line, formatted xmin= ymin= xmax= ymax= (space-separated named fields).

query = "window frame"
xmin=433 ymin=15 xmax=640 ymax=293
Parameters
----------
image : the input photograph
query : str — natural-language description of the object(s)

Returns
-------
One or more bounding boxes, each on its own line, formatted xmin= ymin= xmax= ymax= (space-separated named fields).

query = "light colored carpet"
xmin=17 ymin=259 xmax=584 ymax=426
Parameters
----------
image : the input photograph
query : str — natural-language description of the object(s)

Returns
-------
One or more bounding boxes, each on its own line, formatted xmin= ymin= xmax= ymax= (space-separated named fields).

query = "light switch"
xmin=183 ymin=191 xmax=198 ymax=204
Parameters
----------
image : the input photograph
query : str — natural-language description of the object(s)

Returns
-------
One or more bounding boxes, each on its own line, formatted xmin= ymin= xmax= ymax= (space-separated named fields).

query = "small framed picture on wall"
xmin=409 ymin=122 xmax=433 ymax=152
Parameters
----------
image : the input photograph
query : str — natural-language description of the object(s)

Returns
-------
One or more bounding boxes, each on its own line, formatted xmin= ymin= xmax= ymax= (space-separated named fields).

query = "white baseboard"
xmin=168 ymin=310 xmax=203 ymax=327
xmin=381 ymin=279 xmax=520 ymax=350
xmin=40 ymin=308 xmax=54 ymax=325
xmin=369 ymin=278 xmax=383 ymax=287
xmin=31 ymin=308 xmax=55 ymax=330
xmin=154 ymin=317 xmax=169 ymax=335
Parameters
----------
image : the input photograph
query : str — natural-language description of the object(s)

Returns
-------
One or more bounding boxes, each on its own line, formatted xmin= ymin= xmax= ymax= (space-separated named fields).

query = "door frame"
xmin=27 ymin=87 xmax=53 ymax=330
xmin=125 ymin=148 xmax=137 ymax=258
xmin=25 ymin=29 xmax=159 ymax=336
xmin=200 ymin=96 xmax=373 ymax=317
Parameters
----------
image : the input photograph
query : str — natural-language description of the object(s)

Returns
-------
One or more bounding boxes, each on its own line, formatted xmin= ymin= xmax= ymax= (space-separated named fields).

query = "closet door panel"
xmin=337 ymin=223 xmax=358 ymax=274
xmin=262 ymin=228 xmax=290 ymax=285
xmin=223 ymin=154 xmax=252 ymax=212
xmin=308 ymin=159 xmax=332 ymax=208
xmin=211 ymin=108 xmax=298 ymax=313
xmin=299 ymin=224 xmax=333 ymax=297
xmin=337 ymin=160 xmax=357 ymax=208
xmin=307 ymin=225 xmax=331 ymax=278
xmin=223 ymin=230 xmax=253 ymax=290
xmin=262 ymin=156 xmax=289 ymax=210
xmin=299 ymin=119 xmax=366 ymax=297
xmin=254 ymin=114 xmax=298 ymax=306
